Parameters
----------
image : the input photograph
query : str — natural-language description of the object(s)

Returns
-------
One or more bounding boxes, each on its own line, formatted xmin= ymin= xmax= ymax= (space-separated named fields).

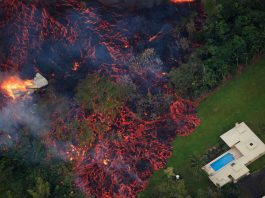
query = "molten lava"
xmin=0 ymin=0 xmax=201 ymax=197
xmin=0 ymin=76 xmax=33 ymax=99
xmin=170 ymin=0 xmax=194 ymax=3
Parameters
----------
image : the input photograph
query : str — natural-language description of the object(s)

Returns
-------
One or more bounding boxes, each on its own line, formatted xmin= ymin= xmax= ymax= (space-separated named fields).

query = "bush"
xmin=76 ymin=73 xmax=132 ymax=118
xmin=169 ymin=54 xmax=204 ymax=99
xmin=170 ymin=0 xmax=265 ymax=99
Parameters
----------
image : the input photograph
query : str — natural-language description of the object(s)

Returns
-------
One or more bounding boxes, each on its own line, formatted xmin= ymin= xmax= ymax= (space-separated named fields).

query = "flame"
xmin=103 ymin=159 xmax=110 ymax=165
xmin=0 ymin=76 xmax=34 ymax=99
xmin=169 ymin=0 xmax=194 ymax=3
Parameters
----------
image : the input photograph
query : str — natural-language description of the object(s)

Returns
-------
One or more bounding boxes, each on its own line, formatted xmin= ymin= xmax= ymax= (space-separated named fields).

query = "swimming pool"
xmin=210 ymin=153 xmax=235 ymax=171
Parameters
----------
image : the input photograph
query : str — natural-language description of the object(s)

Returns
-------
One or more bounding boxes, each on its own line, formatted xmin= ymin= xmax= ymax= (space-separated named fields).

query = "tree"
xmin=221 ymin=184 xmax=240 ymax=198
xmin=175 ymin=180 xmax=190 ymax=198
xmin=179 ymin=37 xmax=190 ymax=51
xmin=170 ymin=0 xmax=265 ymax=100
xmin=27 ymin=177 xmax=50 ymax=198
xmin=76 ymin=73 xmax=132 ymax=118
xmin=188 ymin=154 xmax=207 ymax=177
xmin=169 ymin=54 xmax=204 ymax=99
xmin=52 ymin=117 xmax=95 ymax=146
xmin=186 ymin=20 xmax=195 ymax=39
xmin=230 ymin=35 xmax=247 ymax=66
xmin=206 ymin=187 xmax=222 ymax=198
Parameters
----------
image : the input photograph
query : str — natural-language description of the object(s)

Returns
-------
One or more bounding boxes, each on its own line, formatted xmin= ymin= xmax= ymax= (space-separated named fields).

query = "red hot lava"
xmin=52 ymin=98 xmax=199 ymax=197
xmin=0 ymin=0 xmax=200 ymax=197
xmin=170 ymin=0 xmax=194 ymax=4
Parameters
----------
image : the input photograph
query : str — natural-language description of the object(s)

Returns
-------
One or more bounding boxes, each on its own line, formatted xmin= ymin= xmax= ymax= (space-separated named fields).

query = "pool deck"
xmin=202 ymin=122 xmax=265 ymax=187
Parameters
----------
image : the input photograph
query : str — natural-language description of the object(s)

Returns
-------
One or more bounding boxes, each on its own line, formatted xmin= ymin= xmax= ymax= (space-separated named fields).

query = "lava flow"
xmin=170 ymin=0 xmax=194 ymax=4
xmin=73 ymin=100 xmax=199 ymax=197
xmin=0 ymin=0 xmax=200 ymax=197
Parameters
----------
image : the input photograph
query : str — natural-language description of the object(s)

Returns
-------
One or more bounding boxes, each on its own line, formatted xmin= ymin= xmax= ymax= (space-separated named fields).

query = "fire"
xmin=103 ymin=159 xmax=110 ymax=165
xmin=0 ymin=76 xmax=33 ymax=99
xmin=169 ymin=0 xmax=194 ymax=3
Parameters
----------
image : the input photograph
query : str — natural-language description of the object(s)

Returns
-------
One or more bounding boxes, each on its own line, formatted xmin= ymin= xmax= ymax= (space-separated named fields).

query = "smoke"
xmin=98 ymin=0 xmax=166 ymax=8
xmin=0 ymin=99 xmax=49 ymax=148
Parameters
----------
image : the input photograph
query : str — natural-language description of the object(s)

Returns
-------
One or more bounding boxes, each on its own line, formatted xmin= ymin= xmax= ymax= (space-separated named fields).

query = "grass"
xmin=140 ymin=58 xmax=265 ymax=197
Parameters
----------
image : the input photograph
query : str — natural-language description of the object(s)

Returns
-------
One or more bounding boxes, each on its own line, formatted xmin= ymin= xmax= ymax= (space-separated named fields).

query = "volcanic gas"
xmin=0 ymin=0 xmax=200 ymax=197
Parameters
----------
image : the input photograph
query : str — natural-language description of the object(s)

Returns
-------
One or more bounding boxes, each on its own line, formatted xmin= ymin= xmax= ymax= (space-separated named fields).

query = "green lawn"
xmin=140 ymin=58 xmax=265 ymax=197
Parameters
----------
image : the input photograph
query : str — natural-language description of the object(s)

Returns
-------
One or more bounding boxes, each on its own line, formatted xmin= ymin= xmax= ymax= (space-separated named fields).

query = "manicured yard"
xmin=140 ymin=57 xmax=265 ymax=197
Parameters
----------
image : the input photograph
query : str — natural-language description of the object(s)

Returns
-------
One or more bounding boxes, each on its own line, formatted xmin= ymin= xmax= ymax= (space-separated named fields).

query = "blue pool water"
xmin=210 ymin=153 xmax=235 ymax=171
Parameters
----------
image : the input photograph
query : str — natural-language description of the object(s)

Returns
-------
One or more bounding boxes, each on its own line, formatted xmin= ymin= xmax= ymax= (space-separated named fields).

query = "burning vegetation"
xmin=0 ymin=73 xmax=48 ymax=100
xmin=0 ymin=0 xmax=200 ymax=197
xmin=1 ymin=76 xmax=34 ymax=99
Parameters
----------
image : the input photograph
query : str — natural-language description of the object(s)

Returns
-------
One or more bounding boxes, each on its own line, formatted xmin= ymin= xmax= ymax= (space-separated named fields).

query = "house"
xmin=202 ymin=122 xmax=265 ymax=187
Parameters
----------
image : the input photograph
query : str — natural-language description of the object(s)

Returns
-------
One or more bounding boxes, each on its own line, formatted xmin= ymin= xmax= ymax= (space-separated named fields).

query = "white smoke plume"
xmin=0 ymin=99 xmax=49 ymax=148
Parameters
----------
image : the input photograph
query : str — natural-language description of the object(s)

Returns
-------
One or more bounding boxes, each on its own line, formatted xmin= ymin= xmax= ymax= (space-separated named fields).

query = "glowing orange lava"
xmin=0 ymin=76 xmax=34 ymax=99
xmin=169 ymin=0 xmax=194 ymax=3
xmin=103 ymin=159 xmax=110 ymax=165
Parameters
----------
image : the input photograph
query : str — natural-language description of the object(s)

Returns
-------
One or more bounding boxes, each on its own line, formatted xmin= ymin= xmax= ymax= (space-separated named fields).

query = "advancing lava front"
xmin=0 ymin=1 xmax=199 ymax=197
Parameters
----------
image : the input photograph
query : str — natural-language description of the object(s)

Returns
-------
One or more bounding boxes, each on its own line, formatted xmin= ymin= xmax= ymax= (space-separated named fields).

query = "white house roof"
xmin=202 ymin=122 xmax=265 ymax=187
xmin=30 ymin=73 xmax=48 ymax=89
xmin=220 ymin=123 xmax=248 ymax=147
